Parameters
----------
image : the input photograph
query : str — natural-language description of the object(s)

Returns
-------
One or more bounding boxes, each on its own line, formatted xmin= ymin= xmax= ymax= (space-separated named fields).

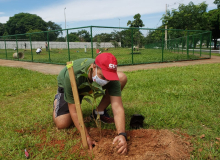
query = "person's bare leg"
xmin=97 ymin=71 xmax=127 ymax=111
xmin=53 ymin=99 xmax=73 ymax=129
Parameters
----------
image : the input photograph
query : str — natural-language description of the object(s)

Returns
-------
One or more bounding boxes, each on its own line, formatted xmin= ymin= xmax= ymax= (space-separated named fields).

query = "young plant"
xmin=77 ymin=59 xmax=105 ymax=136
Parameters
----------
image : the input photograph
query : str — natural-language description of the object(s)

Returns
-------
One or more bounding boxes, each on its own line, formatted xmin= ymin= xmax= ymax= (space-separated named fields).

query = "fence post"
xmin=162 ymin=31 xmax=164 ymax=62
xmin=29 ymin=34 xmax=33 ymax=62
xmin=90 ymin=26 xmax=93 ymax=58
xmin=131 ymin=28 xmax=134 ymax=65
xmin=200 ymin=34 xmax=202 ymax=57
xmin=16 ymin=35 xmax=19 ymax=61
xmin=67 ymin=29 xmax=70 ymax=61
xmin=4 ymin=37 xmax=7 ymax=59
xmin=47 ymin=32 xmax=51 ymax=62
xmin=209 ymin=31 xmax=212 ymax=58
xmin=187 ymin=31 xmax=189 ymax=59
xmin=193 ymin=35 xmax=194 ymax=55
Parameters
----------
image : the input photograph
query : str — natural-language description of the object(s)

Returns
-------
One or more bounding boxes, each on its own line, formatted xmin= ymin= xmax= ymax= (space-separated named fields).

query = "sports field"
xmin=0 ymin=47 xmax=210 ymax=65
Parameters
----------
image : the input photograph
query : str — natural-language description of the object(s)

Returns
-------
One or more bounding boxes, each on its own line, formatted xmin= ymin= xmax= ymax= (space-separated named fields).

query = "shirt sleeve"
xmin=63 ymin=73 xmax=75 ymax=104
xmin=104 ymin=81 xmax=121 ymax=97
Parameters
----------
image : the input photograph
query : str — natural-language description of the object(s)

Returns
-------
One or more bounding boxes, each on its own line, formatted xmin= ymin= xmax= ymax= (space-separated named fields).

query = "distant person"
xmin=45 ymin=42 xmax=48 ymax=51
xmin=24 ymin=43 xmax=26 ymax=49
xmin=14 ymin=47 xmax=17 ymax=51
xmin=36 ymin=47 xmax=42 ymax=54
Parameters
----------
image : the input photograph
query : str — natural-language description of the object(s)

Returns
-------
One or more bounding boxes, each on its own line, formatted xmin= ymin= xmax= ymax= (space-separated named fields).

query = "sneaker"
xmin=90 ymin=109 xmax=114 ymax=124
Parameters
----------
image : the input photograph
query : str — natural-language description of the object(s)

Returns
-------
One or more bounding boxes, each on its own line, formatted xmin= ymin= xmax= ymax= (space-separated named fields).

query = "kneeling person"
xmin=53 ymin=53 xmax=128 ymax=153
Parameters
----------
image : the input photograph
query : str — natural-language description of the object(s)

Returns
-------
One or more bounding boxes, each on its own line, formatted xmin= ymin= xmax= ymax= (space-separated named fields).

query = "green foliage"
xmin=47 ymin=21 xmax=63 ymax=41
xmin=0 ymin=23 xmax=5 ymax=37
xmin=162 ymin=2 xmax=208 ymax=30
xmin=26 ymin=29 xmax=46 ymax=41
xmin=68 ymin=32 xmax=80 ymax=42
xmin=6 ymin=13 xmax=47 ymax=36
xmin=56 ymin=37 xmax=66 ymax=42
xmin=127 ymin=13 xmax=145 ymax=28
xmin=78 ymin=59 xmax=105 ymax=129
xmin=214 ymin=0 xmax=220 ymax=8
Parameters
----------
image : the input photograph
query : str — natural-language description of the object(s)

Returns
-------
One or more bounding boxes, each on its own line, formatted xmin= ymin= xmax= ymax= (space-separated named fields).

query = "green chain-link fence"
xmin=0 ymin=26 xmax=211 ymax=65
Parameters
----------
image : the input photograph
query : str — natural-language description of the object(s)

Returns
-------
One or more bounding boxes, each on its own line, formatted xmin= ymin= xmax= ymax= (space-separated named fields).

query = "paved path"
xmin=0 ymin=56 xmax=220 ymax=75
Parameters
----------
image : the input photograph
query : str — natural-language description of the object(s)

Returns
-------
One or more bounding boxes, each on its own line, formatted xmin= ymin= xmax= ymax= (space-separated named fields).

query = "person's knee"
xmin=53 ymin=112 xmax=72 ymax=129
xmin=117 ymin=72 xmax=127 ymax=89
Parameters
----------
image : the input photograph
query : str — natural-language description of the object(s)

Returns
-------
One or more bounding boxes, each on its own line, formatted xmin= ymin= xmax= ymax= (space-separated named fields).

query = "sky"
xmin=0 ymin=0 xmax=217 ymax=31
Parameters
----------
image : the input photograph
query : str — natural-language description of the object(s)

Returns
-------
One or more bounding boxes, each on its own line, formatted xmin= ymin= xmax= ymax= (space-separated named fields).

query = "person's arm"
xmin=110 ymin=96 xmax=127 ymax=154
xmin=68 ymin=103 xmax=97 ymax=150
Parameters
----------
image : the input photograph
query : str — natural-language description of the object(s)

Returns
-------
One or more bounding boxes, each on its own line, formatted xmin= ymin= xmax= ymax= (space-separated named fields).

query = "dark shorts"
xmin=54 ymin=87 xmax=84 ymax=117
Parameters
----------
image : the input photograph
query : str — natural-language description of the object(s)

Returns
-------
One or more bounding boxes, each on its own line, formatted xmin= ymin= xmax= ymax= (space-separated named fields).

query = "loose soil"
xmin=16 ymin=127 xmax=192 ymax=160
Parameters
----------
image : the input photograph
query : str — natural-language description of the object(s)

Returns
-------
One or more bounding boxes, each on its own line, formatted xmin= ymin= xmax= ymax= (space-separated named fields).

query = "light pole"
xmin=118 ymin=18 xmax=121 ymax=46
xmin=64 ymin=7 xmax=67 ymax=42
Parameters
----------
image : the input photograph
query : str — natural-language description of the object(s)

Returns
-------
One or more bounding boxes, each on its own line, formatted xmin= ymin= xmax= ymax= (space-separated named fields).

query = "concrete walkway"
xmin=0 ymin=56 xmax=220 ymax=75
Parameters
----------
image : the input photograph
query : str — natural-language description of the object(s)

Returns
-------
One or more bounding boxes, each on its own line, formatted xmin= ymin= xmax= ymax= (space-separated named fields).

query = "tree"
xmin=127 ymin=13 xmax=145 ymax=48
xmin=0 ymin=23 xmax=5 ymax=37
xmin=207 ymin=9 xmax=220 ymax=49
xmin=127 ymin=13 xmax=145 ymax=28
xmin=68 ymin=32 xmax=80 ymax=42
xmin=77 ymin=30 xmax=90 ymax=42
xmin=6 ymin=13 xmax=47 ymax=36
xmin=47 ymin=21 xmax=62 ymax=41
xmin=214 ymin=0 xmax=220 ymax=8
xmin=26 ymin=29 xmax=46 ymax=41
xmin=162 ymin=2 xmax=208 ymax=31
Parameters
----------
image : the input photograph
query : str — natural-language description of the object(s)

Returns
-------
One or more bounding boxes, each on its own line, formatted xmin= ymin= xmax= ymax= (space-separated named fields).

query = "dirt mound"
xmin=70 ymin=128 xmax=193 ymax=160
xmin=16 ymin=127 xmax=192 ymax=159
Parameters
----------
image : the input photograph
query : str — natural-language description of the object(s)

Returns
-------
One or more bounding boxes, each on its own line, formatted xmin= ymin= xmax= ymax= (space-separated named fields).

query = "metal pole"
xmin=64 ymin=7 xmax=67 ymax=42
xmin=193 ymin=35 xmax=194 ymax=55
xmin=67 ymin=29 xmax=70 ymax=61
xmin=210 ymin=31 xmax=212 ymax=58
xmin=162 ymin=32 xmax=164 ymax=62
xmin=30 ymin=34 xmax=33 ymax=62
xmin=16 ymin=35 xmax=18 ymax=60
xmin=200 ymin=34 xmax=202 ymax=57
xmin=187 ymin=31 xmax=189 ymax=59
xmin=47 ymin=32 xmax=51 ymax=62
xmin=165 ymin=4 xmax=167 ymax=49
xmin=131 ymin=28 xmax=134 ymax=65
xmin=4 ymin=37 xmax=7 ymax=59
xmin=90 ymin=26 xmax=93 ymax=58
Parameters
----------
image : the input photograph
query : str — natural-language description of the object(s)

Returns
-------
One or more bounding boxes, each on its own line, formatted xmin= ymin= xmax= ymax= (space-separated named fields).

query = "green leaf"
xmin=81 ymin=59 xmax=88 ymax=66
xmin=77 ymin=73 xmax=88 ymax=79
xmin=94 ymin=93 xmax=104 ymax=99
xmin=78 ymin=82 xmax=90 ymax=89
xmin=80 ymin=92 xmax=93 ymax=97
xmin=91 ymin=82 xmax=103 ymax=91
xmin=84 ymin=98 xmax=93 ymax=106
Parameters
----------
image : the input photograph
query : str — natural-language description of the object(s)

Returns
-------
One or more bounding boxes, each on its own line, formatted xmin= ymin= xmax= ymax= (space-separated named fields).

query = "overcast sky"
xmin=0 ymin=0 xmax=217 ymax=30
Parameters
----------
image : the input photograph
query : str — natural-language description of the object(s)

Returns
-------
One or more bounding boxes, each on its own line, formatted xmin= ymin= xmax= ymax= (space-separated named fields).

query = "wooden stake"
xmin=66 ymin=61 xmax=88 ymax=149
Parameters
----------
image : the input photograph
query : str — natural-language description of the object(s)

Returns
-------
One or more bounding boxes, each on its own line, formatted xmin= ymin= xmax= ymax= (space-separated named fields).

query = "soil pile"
xmin=87 ymin=128 xmax=192 ymax=160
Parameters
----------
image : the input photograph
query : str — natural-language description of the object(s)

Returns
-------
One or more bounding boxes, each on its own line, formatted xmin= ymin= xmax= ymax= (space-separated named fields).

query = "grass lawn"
xmin=0 ymin=63 xmax=220 ymax=159
xmin=0 ymin=47 xmax=210 ymax=65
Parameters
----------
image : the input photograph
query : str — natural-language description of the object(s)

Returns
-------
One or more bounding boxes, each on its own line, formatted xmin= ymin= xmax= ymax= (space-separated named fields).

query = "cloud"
xmin=0 ymin=12 xmax=4 ymax=15
xmin=0 ymin=16 xmax=9 ymax=23
xmin=30 ymin=0 xmax=204 ymax=23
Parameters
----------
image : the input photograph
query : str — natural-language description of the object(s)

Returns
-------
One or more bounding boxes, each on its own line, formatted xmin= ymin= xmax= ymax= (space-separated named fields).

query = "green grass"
xmin=0 ymin=47 xmax=209 ymax=65
xmin=1 ymin=63 xmax=220 ymax=159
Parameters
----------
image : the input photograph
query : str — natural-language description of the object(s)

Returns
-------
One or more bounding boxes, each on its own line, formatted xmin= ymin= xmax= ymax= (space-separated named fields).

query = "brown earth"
xmin=15 ymin=127 xmax=192 ymax=160
xmin=0 ymin=55 xmax=220 ymax=74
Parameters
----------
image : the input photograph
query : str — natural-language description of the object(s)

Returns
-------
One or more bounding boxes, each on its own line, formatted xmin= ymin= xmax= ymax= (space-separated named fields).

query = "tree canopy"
xmin=127 ymin=13 xmax=145 ymax=28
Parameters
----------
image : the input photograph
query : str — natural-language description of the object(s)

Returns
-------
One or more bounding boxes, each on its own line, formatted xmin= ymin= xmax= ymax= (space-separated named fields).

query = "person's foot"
xmin=90 ymin=109 xmax=114 ymax=124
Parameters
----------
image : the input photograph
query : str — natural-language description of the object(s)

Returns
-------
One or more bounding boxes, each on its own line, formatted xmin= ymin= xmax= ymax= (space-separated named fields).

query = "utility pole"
xmin=165 ymin=4 xmax=167 ymax=49
xmin=64 ymin=7 xmax=67 ymax=42
xmin=118 ymin=18 xmax=121 ymax=46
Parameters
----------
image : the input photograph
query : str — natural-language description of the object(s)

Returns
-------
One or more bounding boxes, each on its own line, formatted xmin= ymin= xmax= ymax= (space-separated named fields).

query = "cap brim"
xmin=102 ymin=70 xmax=119 ymax=81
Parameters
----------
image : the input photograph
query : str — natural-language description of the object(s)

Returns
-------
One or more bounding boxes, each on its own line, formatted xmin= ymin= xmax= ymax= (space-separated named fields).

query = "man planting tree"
xmin=53 ymin=53 xmax=128 ymax=154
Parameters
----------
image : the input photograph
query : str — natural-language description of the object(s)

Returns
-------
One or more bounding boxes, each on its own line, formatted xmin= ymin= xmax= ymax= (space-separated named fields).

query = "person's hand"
xmin=86 ymin=136 xmax=97 ymax=150
xmin=113 ymin=135 xmax=127 ymax=154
